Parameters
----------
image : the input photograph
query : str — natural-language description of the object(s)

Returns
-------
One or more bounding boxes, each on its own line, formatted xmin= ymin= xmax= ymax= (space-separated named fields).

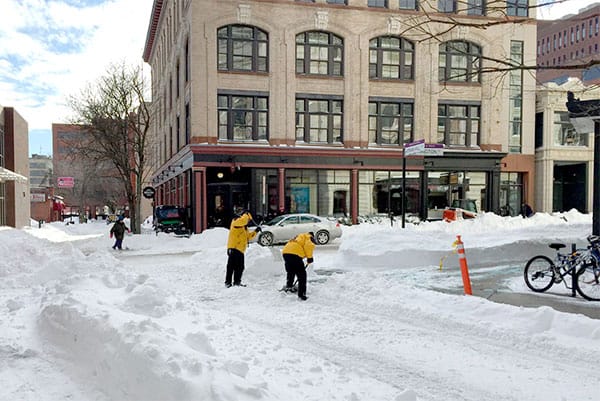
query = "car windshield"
xmin=156 ymin=207 xmax=183 ymax=220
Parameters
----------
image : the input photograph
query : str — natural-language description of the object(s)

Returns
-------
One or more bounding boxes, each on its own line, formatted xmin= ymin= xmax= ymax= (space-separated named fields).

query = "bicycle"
xmin=523 ymin=235 xmax=600 ymax=301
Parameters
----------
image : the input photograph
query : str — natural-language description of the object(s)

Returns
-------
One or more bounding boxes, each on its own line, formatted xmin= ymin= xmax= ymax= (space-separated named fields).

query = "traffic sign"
xmin=403 ymin=139 xmax=425 ymax=156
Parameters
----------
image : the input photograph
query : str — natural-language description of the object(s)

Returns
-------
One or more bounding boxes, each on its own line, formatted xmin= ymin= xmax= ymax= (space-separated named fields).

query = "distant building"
xmin=535 ymin=78 xmax=600 ymax=213
xmin=537 ymin=3 xmax=600 ymax=85
xmin=29 ymin=154 xmax=53 ymax=188
xmin=29 ymin=154 xmax=58 ymax=223
xmin=0 ymin=105 xmax=30 ymax=228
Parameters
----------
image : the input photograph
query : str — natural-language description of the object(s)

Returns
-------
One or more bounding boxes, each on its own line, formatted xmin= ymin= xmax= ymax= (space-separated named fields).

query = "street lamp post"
xmin=566 ymin=92 xmax=600 ymax=235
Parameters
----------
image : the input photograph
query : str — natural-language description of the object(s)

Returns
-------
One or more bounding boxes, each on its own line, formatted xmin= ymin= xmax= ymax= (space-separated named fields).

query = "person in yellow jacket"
xmin=281 ymin=232 xmax=316 ymax=301
xmin=225 ymin=211 xmax=260 ymax=287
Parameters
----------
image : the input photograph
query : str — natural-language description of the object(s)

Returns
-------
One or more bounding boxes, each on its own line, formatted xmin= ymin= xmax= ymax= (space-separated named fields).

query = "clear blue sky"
xmin=0 ymin=0 xmax=153 ymax=157
xmin=29 ymin=129 xmax=53 ymax=156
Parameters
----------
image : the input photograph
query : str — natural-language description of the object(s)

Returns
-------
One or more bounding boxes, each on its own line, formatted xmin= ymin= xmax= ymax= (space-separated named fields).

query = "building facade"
xmin=537 ymin=3 xmax=600 ymax=85
xmin=535 ymin=78 xmax=600 ymax=213
xmin=0 ymin=106 xmax=30 ymax=228
xmin=143 ymin=0 xmax=538 ymax=232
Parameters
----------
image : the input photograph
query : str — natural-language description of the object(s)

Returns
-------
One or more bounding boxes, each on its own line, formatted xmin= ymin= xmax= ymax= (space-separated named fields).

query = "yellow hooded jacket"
xmin=227 ymin=213 xmax=258 ymax=253
xmin=282 ymin=233 xmax=315 ymax=259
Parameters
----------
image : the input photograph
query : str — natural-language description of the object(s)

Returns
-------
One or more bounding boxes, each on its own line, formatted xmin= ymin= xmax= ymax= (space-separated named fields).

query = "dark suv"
xmin=153 ymin=205 xmax=191 ymax=237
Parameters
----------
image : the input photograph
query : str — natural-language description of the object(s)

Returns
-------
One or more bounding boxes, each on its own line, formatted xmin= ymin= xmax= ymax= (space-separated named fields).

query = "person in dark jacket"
xmin=281 ymin=232 xmax=316 ymax=301
xmin=109 ymin=215 xmax=130 ymax=250
xmin=521 ymin=203 xmax=534 ymax=218
xmin=225 ymin=211 xmax=260 ymax=287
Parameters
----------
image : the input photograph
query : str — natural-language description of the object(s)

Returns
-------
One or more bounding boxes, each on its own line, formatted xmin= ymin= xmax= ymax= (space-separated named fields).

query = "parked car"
xmin=256 ymin=213 xmax=342 ymax=246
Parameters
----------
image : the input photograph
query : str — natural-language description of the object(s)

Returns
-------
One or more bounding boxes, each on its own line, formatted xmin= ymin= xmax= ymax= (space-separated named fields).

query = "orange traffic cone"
xmin=455 ymin=235 xmax=473 ymax=295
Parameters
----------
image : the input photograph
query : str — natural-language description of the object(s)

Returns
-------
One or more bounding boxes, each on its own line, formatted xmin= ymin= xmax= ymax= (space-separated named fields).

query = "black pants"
xmin=283 ymin=253 xmax=306 ymax=297
xmin=225 ymin=248 xmax=245 ymax=285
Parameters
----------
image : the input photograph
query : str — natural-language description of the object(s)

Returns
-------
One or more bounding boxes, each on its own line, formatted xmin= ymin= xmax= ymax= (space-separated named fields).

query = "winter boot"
xmin=298 ymin=295 xmax=308 ymax=301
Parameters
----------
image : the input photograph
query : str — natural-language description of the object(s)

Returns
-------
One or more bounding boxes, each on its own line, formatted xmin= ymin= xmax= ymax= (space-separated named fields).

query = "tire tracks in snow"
xmin=216 ymin=277 xmax=600 ymax=401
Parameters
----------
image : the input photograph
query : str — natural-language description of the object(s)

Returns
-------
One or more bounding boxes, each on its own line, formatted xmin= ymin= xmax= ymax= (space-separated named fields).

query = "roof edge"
xmin=143 ymin=0 xmax=164 ymax=63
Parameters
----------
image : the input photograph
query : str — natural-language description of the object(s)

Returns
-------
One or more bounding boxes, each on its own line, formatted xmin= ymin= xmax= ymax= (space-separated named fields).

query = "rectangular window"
xmin=507 ymin=0 xmax=528 ymax=17
xmin=553 ymin=112 xmax=588 ymax=146
xmin=368 ymin=0 xmax=388 ymax=7
xmin=438 ymin=0 xmax=455 ymax=13
xmin=185 ymin=39 xmax=190 ymax=82
xmin=368 ymin=99 xmax=413 ymax=146
xmin=467 ymin=0 xmax=484 ymax=15
xmin=218 ymin=93 xmax=268 ymax=141
xmin=176 ymin=115 xmax=181 ymax=151
xmin=326 ymin=0 xmax=347 ymax=3
xmin=295 ymin=96 xmax=343 ymax=144
xmin=399 ymin=0 xmax=417 ymax=9
xmin=437 ymin=103 xmax=480 ymax=147
xmin=509 ymin=40 xmax=523 ymax=153
xmin=185 ymin=103 xmax=190 ymax=145
xmin=176 ymin=62 xmax=180 ymax=98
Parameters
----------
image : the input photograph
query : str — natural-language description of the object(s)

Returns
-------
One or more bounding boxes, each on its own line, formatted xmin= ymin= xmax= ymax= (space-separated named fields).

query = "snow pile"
xmin=2 ymin=211 xmax=600 ymax=401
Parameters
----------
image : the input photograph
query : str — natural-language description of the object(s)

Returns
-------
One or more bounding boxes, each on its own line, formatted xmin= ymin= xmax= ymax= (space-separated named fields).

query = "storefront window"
xmin=281 ymin=169 xmax=351 ymax=216
xmin=357 ymin=170 xmax=420 ymax=217
xmin=427 ymin=171 xmax=487 ymax=219
xmin=499 ymin=172 xmax=522 ymax=216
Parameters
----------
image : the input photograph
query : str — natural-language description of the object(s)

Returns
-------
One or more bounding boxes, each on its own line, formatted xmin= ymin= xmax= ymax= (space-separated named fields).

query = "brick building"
xmin=537 ymin=3 xmax=600 ymax=84
xmin=143 ymin=0 xmax=538 ymax=232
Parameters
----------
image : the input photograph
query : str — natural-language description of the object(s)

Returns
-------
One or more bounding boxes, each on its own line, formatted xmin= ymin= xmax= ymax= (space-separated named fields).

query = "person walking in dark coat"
xmin=109 ymin=215 xmax=130 ymax=250
xmin=281 ymin=232 xmax=316 ymax=301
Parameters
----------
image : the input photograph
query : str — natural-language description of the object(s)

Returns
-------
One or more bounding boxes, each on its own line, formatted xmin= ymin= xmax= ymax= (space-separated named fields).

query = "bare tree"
xmin=67 ymin=61 xmax=153 ymax=233
xmin=394 ymin=0 xmax=599 ymax=85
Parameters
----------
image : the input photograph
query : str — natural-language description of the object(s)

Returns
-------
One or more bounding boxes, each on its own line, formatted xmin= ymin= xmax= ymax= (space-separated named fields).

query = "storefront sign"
xmin=57 ymin=177 xmax=75 ymax=188
xmin=31 ymin=193 xmax=46 ymax=202
xmin=424 ymin=143 xmax=444 ymax=156
xmin=143 ymin=186 xmax=156 ymax=199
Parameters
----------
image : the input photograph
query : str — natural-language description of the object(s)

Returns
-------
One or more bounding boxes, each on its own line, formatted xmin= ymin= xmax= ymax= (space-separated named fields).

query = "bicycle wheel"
xmin=524 ymin=255 xmax=555 ymax=292
xmin=576 ymin=262 xmax=600 ymax=301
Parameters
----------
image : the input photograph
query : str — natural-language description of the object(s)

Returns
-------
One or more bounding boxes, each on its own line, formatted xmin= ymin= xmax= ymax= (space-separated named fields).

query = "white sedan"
xmin=256 ymin=213 xmax=342 ymax=246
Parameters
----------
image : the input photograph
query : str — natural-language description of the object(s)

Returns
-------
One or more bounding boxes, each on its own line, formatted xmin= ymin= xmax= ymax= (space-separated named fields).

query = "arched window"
xmin=217 ymin=25 xmax=268 ymax=72
xmin=296 ymin=31 xmax=343 ymax=76
xmin=439 ymin=41 xmax=481 ymax=83
xmin=369 ymin=36 xmax=414 ymax=80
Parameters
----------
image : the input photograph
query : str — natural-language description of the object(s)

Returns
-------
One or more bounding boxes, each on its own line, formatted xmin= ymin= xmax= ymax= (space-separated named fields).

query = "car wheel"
xmin=258 ymin=232 xmax=274 ymax=246
xmin=315 ymin=230 xmax=329 ymax=245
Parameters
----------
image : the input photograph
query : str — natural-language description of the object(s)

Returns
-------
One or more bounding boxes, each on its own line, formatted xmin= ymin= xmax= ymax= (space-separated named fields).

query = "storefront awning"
xmin=0 ymin=167 xmax=28 ymax=183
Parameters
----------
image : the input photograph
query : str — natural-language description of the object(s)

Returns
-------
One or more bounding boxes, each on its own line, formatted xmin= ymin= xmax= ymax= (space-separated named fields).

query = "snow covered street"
xmin=2 ymin=211 xmax=600 ymax=400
